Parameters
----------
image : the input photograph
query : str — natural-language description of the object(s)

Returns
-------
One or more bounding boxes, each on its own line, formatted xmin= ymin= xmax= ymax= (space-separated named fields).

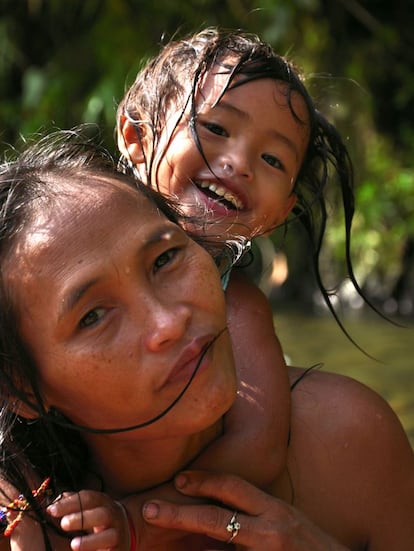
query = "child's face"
xmin=6 ymin=177 xmax=236 ymax=439
xmin=127 ymin=70 xmax=310 ymax=239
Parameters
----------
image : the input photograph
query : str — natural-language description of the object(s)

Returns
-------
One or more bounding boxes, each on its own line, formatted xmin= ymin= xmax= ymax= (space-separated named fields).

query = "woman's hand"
xmin=142 ymin=470 xmax=350 ymax=550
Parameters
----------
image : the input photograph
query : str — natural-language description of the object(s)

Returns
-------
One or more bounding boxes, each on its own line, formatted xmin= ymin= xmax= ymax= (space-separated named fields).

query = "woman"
xmin=0 ymin=132 xmax=413 ymax=550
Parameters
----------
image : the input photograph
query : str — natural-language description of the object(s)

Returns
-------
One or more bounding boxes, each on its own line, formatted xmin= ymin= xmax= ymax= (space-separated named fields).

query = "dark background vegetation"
xmin=1 ymin=0 xmax=413 ymax=317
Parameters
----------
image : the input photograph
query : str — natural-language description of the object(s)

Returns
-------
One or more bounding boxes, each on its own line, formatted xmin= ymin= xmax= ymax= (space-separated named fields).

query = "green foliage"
xmin=0 ymin=0 xmax=413 ymax=301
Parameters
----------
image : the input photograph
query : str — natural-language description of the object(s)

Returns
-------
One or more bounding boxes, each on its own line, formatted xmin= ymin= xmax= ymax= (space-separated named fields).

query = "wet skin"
xmin=6 ymin=176 xmax=237 ymax=492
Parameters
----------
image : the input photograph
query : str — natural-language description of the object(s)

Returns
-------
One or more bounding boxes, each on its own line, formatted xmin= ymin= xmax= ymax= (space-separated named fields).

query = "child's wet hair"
xmin=117 ymin=27 xmax=377 ymax=340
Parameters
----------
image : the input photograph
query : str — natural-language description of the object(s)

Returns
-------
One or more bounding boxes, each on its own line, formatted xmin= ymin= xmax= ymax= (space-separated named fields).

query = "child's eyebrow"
xmin=213 ymin=100 xmax=300 ymax=160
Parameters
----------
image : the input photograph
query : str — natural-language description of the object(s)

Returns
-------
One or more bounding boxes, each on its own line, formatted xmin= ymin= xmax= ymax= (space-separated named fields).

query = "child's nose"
xmin=220 ymin=149 xmax=253 ymax=180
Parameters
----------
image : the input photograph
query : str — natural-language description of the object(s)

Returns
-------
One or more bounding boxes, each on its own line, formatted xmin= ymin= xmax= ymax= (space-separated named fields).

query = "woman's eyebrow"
xmin=58 ymin=278 xmax=99 ymax=321
xmin=143 ymin=226 xmax=178 ymax=247
xmin=57 ymin=224 xmax=180 ymax=321
xmin=213 ymin=100 xmax=299 ymax=159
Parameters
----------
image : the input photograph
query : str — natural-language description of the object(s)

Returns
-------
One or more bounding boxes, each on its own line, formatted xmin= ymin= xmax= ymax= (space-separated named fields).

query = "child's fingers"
xmin=70 ymin=528 xmax=118 ymax=551
xmin=47 ymin=490 xmax=111 ymax=518
xmin=59 ymin=506 xmax=114 ymax=533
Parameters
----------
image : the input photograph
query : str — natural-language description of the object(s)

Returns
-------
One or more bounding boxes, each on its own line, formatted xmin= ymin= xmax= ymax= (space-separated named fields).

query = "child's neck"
xmin=85 ymin=420 xmax=222 ymax=497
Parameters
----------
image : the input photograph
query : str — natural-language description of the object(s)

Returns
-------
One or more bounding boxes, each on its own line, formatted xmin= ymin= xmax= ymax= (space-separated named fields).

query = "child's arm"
xmin=191 ymin=268 xmax=291 ymax=488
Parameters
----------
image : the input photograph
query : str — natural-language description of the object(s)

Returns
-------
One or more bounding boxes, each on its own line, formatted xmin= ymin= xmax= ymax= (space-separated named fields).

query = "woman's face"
xmin=6 ymin=176 xmax=236 ymax=438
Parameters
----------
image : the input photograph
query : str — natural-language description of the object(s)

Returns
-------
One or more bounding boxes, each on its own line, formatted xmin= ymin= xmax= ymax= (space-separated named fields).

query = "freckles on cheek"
xmin=199 ymin=272 xmax=226 ymax=314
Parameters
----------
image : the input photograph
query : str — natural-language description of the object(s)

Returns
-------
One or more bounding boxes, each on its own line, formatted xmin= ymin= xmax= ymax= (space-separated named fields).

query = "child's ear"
xmin=117 ymin=115 xmax=146 ymax=165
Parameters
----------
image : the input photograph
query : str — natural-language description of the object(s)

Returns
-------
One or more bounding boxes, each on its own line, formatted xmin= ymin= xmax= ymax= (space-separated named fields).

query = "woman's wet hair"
xmin=0 ymin=127 xmax=243 ymax=547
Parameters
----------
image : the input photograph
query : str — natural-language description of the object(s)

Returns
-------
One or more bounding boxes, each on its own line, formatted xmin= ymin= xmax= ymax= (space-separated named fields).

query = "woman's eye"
xmin=80 ymin=307 xmax=105 ymax=329
xmin=203 ymin=122 xmax=228 ymax=137
xmin=153 ymin=248 xmax=179 ymax=273
xmin=262 ymin=153 xmax=284 ymax=170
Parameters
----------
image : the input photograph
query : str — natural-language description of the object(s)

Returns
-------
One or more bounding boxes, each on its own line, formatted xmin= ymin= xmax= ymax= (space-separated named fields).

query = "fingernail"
xmin=175 ymin=473 xmax=188 ymax=489
xmin=70 ymin=537 xmax=81 ymax=550
xmin=47 ymin=504 xmax=57 ymax=515
xmin=143 ymin=502 xmax=159 ymax=519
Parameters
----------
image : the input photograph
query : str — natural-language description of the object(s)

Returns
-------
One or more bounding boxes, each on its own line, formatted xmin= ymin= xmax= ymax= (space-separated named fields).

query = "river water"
xmin=274 ymin=311 xmax=414 ymax=448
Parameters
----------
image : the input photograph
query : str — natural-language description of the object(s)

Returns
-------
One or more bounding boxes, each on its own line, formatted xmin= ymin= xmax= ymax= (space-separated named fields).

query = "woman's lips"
xmin=159 ymin=335 xmax=215 ymax=389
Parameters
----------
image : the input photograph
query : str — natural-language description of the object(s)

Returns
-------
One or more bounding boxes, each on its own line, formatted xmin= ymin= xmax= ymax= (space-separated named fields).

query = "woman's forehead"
xmin=12 ymin=175 xmax=156 ymax=257
xmin=4 ymin=176 xmax=166 ymax=291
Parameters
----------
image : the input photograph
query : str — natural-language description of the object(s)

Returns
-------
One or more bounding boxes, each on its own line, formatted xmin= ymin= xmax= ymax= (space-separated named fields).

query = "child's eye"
xmin=80 ymin=307 xmax=105 ymax=329
xmin=153 ymin=248 xmax=179 ymax=273
xmin=262 ymin=153 xmax=284 ymax=171
xmin=203 ymin=122 xmax=228 ymax=137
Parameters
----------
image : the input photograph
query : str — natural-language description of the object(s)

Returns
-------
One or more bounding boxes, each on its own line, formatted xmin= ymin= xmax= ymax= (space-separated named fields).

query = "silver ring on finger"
xmin=226 ymin=510 xmax=241 ymax=543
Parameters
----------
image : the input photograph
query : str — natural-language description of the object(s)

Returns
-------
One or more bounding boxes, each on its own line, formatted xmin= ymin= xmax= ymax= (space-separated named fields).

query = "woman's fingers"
xmin=143 ymin=499 xmax=282 ymax=548
xmin=174 ymin=470 xmax=274 ymax=514
xmin=143 ymin=471 xmax=349 ymax=550
xmin=141 ymin=469 xmax=284 ymax=546
xmin=143 ymin=500 xmax=243 ymax=543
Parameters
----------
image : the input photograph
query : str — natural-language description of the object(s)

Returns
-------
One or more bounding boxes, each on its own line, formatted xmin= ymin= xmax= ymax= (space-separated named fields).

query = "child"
xmin=115 ymin=24 xmax=358 ymax=479
xmin=46 ymin=28 xmax=366 ymax=550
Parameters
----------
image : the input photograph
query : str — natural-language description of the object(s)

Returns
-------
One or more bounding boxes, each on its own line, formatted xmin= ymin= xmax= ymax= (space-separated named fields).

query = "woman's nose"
xmin=144 ymin=300 xmax=191 ymax=352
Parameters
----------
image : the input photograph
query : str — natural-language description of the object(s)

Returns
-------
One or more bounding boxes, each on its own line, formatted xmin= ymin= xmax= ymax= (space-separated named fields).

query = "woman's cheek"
xmin=189 ymin=255 xmax=226 ymax=314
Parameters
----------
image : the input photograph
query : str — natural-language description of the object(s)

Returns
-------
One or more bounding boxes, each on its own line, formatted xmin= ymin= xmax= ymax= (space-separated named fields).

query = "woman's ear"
xmin=117 ymin=115 xmax=146 ymax=165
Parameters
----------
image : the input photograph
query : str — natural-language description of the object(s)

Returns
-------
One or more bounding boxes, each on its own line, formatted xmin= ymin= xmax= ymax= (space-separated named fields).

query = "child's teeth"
xmin=197 ymin=181 xmax=242 ymax=209
xmin=225 ymin=192 xmax=241 ymax=208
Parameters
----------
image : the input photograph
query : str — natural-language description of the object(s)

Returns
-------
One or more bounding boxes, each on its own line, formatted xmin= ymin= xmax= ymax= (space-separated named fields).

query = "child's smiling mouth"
xmin=193 ymin=180 xmax=244 ymax=210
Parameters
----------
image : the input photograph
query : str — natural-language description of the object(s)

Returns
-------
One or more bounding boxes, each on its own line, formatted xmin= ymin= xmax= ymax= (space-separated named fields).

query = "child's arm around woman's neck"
xmin=191 ymin=269 xmax=291 ymax=487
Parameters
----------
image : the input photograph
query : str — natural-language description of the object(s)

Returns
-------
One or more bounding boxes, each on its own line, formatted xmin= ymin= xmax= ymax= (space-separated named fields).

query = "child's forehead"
xmin=196 ymin=69 xmax=307 ymax=118
xmin=197 ymin=57 xmax=238 ymax=99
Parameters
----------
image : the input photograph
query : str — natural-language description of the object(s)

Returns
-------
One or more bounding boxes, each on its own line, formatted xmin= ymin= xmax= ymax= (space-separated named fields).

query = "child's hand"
xmin=47 ymin=490 xmax=130 ymax=551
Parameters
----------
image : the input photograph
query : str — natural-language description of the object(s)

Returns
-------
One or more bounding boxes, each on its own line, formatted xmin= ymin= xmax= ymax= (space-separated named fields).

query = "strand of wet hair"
xmin=42 ymin=328 xmax=228 ymax=434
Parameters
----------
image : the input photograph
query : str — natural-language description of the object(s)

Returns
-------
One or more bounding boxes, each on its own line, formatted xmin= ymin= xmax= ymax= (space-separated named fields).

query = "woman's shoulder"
xmin=285 ymin=366 xmax=414 ymax=548
xmin=288 ymin=365 xmax=412 ymax=469
xmin=288 ymin=365 xmax=406 ymax=435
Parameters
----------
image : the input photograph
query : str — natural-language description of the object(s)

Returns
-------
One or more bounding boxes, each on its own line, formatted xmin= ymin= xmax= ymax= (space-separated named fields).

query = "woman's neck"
xmin=85 ymin=420 xmax=223 ymax=498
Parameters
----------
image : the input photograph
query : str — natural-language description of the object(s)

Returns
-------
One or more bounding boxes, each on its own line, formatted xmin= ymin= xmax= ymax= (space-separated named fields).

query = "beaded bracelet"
xmin=118 ymin=502 xmax=137 ymax=551
xmin=0 ymin=477 xmax=51 ymax=537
